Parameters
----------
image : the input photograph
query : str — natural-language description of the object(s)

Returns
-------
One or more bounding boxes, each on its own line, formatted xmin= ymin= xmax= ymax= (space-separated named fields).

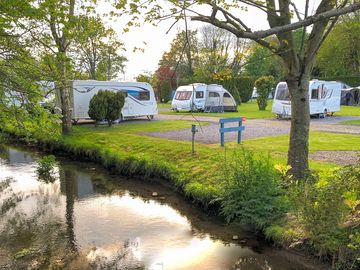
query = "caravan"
xmin=171 ymin=83 xmax=237 ymax=112
xmin=55 ymin=80 xmax=158 ymax=122
xmin=272 ymin=80 xmax=347 ymax=118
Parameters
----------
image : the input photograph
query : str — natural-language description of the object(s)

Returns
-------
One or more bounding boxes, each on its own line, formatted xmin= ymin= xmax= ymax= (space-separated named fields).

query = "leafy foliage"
xmin=159 ymin=80 xmax=172 ymax=103
xmin=219 ymin=149 xmax=288 ymax=230
xmin=287 ymin=162 xmax=360 ymax=269
xmin=315 ymin=13 xmax=360 ymax=77
xmin=255 ymin=76 xmax=275 ymax=110
xmin=88 ymin=90 xmax=125 ymax=127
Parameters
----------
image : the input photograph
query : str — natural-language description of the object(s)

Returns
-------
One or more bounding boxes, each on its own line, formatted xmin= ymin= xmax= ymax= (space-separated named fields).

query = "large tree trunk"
xmin=58 ymin=52 xmax=72 ymax=134
xmin=286 ymin=75 xmax=311 ymax=178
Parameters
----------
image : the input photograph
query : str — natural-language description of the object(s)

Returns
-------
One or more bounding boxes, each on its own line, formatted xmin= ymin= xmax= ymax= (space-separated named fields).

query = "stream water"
xmin=0 ymin=145 xmax=326 ymax=270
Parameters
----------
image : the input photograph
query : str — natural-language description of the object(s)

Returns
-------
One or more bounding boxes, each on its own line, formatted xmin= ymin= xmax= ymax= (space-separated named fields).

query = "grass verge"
xmin=161 ymin=101 xmax=274 ymax=119
xmin=339 ymin=120 xmax=360 ymax=125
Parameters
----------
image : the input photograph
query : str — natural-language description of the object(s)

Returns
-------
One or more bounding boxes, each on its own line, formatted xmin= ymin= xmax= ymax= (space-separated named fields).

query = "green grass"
xmin=160 ymin=101 xmax=275 ymax=119
xmin=52 ymin=121 xmax=358 ymax=204
xmin=339 ymin=120 xmax=360 ymax=125
xmin=157 ymin=102 xmax=171 ymax=109
xmin=338 ymin=106 xmax=360 ymax=116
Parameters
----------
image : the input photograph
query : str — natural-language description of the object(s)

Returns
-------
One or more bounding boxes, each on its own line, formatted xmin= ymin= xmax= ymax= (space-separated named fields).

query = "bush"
xmin=219 ymin=149 xmax=288 ymax=230
xmin=288 ymin=162 xmax=360 ymax=269
xmin=88 ymin=90 xmax=125 ymax=127
xmin=159 ymin=80 xmax=172 ymax=103
xmin=88 ymin=92 xmax=107 ymax=127
xmin=255 ymin=76 xmax=275 ymax=110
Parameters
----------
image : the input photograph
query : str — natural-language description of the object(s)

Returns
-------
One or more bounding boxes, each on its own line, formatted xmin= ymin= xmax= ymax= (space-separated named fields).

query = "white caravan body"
xmin=272 ymin=80 xmax=345 ymax=117
xmin=171 ymin=83 xmax=237 ymax=112
xmin=56 ymin=80 xmax=157 ymax=121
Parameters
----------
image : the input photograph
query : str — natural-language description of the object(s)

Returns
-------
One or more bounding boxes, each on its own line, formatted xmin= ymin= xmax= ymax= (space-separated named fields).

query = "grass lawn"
xmin=338 ymin=106 xmax=360 ymax=116
xmin=58 ymin=120 xmax=358 ymax=204
xmin=160 ymin=101 xmax=275 ymax=119
xmin=339 ymin=119 xmax=360 ymax=125
xmin=157 ymin=102 xmax=171 ymax=109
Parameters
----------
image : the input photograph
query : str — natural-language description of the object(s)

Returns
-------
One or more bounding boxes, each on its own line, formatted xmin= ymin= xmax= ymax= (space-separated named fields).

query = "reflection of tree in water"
xmin=60 ymin=167 xmax=77 ymax=253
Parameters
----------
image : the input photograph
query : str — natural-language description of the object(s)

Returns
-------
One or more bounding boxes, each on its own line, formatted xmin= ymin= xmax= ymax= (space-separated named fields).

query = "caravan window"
xmin=127 ymin=90 xmax=150 ymax=100
xmin=175 ymin=91 xmax=192 ymax=100
xmin=224 ymin=93 xmax=231 ymax=97
xmin=139 ymin=91 xmax=150 ymax=100
xmin=275 ymin=85 xmax=290 ymax=100
xmin=311 ymin=89 xmax=319 ymax=99
xmin=209 ymin=92 xmax=220 ymax=97
xmin=196 ymin=91 xmax=204 ymax=98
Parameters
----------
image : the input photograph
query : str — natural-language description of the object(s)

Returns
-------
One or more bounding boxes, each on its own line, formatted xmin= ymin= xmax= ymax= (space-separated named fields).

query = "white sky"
xmin=96 ymin=0 xmax=321 ymax=81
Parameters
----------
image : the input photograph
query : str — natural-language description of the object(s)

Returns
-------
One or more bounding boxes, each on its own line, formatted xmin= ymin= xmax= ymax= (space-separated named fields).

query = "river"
xmin=0 ymin=145 xmax=326 ymax=269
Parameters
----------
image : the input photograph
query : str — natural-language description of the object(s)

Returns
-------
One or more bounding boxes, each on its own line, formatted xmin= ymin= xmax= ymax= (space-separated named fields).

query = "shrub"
xmin=88 ymin=90 xmax=125 ymax=127
xmin=254 ymin=75 xmax=275 ymax=110
xmin=288 ymin=162 xmax=360 ymax=269
xmin=159 ymin=80 xmax=172 ymax=103
xmin=88 ymin=92 xmax=107 ymax=127
xmin=219 ymin=149 xmax=288 ymax=230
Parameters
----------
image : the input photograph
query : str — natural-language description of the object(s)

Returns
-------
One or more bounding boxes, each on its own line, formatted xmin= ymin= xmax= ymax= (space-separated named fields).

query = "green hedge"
xmin=315 ymin=76 xmax=360 ymax=87
xmin=217 ymin=76 xmax=256 ymax=103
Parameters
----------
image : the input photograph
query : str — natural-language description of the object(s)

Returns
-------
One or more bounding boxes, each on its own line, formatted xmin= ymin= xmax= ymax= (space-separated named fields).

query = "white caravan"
xmin=55 ymin=80 xmax=158 ymax=122
xmin=272 ymin=80 xmax=346 ymax=118
xmin=171 ymin=83 xmax=237 ymax=112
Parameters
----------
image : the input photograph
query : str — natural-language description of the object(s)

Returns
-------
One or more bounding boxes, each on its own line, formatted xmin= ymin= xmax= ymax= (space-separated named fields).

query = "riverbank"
xmin=0 ymin=145 xmax=331 ymax=269
xmin=1 ymin=120 xmax=359 ymax=269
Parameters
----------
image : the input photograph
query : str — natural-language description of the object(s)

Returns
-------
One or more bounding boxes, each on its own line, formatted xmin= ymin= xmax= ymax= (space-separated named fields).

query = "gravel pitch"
xmin=143 ymin=115 xmax=360 ymax=144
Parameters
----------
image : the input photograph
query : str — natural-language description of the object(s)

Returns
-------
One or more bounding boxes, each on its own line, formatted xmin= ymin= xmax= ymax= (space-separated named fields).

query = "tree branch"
xmin=191 ymin=2 xmax=360 ymax=41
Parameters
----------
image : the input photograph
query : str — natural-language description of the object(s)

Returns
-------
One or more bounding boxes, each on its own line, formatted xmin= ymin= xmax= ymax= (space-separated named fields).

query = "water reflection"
xmin=0 ymin=146 xmax=325 ymax=270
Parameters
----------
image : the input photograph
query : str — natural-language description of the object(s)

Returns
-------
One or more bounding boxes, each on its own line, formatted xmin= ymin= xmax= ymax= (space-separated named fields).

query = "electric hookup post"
xmin=191 ymin=124 xmax=199 ymax=154
xmin=219 ymin=117 xmax=246 ymax=147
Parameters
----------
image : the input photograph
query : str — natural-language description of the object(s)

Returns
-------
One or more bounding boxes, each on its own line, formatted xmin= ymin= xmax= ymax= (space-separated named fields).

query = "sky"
xmin=96 ymin=0 xmax=321 ymax=81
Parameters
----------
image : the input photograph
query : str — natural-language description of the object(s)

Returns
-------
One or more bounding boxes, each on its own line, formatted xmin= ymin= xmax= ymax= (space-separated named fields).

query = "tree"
xmin=315 ymin=12 xmax=360 ymax=77
xmin=72 ymin=16 xmax=127 ymax=80
xmin=159 ymin=30 xmax=198 ymax=85
xmin=244 ymin=44 xmax=285 ymax=81
xmin=29 ymin=0 xmax=79 ymax=134
xmin=255 ymin=76 xmax=275 ymax=110
xmin=135 ymin=72 xmax=154 ymax=84
xmin=154 ymin=64 xmax=176 ymax=100
xmin=181 ymin=0 xmax=360 ymax=179
xmin=0 ymin=0 xmax=59 ymax=138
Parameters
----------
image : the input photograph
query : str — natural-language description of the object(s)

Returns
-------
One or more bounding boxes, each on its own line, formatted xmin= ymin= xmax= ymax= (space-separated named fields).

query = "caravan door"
xmin=207 ymin=91 xmax=221 ymax=106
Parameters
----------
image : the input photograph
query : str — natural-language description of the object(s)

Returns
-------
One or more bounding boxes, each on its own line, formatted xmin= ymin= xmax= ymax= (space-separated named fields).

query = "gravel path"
xmin=309 ymin=151 xmax=360 ymax=166
xmin=145 ymin=114 xmax=360 ymax=144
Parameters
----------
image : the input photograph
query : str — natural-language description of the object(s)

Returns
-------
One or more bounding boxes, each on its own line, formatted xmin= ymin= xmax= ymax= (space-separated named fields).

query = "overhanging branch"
xmin=191 ymin=2 xmax=360 ymax=40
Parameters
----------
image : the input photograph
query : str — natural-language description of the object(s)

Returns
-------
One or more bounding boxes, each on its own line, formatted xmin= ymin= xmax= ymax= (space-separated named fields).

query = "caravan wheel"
xmin=320 ymin=109 xmax=327 ymax=118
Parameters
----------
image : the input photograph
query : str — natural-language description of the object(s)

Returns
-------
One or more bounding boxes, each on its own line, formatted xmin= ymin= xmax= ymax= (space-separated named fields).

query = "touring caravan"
xmin=171 ymin=83 xmax=237 ymax=112
xmin=272 ymin=80 xmax=347 ymax=118
xmin=55 ymin=80 xmax=158 ymax=122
